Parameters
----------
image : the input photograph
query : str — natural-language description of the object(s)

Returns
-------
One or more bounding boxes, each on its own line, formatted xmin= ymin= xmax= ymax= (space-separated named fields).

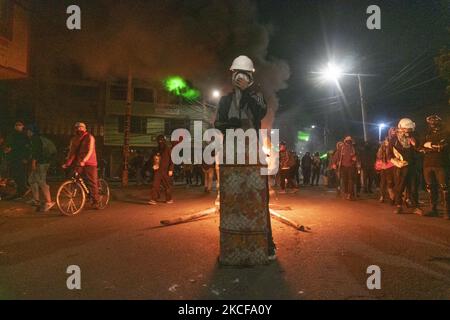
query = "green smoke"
xmin=297 ymin=131 xmax=310 ymax=142
xmin=164 ymin=76 xmax=200 ymax=100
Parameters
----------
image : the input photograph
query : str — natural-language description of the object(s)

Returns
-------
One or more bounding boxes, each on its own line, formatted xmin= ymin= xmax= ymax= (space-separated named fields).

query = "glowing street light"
xmin=378 ymin=123 xmax=386 ymax=142
xmin=321 ymin=62 xmax=343 ymax=82
xmin=212 ymin=89 xmax=221 ymax=99
xmin=314 ymin=61 xmax=371 ymax=142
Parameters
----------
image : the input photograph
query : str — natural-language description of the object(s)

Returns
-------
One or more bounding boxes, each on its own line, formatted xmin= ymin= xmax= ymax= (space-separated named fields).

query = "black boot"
xmin=424 ymin=186 xmax=438 ymax=217
xmin=442 ymin=188 xmax=449 ymax=220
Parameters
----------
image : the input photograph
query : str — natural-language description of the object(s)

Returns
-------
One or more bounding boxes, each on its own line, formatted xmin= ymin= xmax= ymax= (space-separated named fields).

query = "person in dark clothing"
xmin=390 ymin=118 xmax=423 ymax=215
xmin=293 ymin=153 xmax=300 ymax=187
xmin=360 ymin=141 xmax=377 ymax=193
xmin=420 ymin=115 xmax=449 ymax=218
xmin=63 ymin=122 xmax=100 ymax=208
xmin=193 ymin=164 xmax=204 ymax=186
xmin=311 ymin=152 xmax=322 ymax=186
xmin=26 ymin=125 xmax=55 ymax=212
xmin=148 ymin=135 xmax=174 ymax=205
xmin=184 ymin=163 xmax=193 ymax=186
xmin=332 ymin=136 xmax=357 ymax=200
xmin=131 ymin=150 xmax=145 ymax=186
xmin=5 ymin=121 xmax=30 ymax=199
xmin=301 ymin=152 xmax=312 ymax=185
xmin=0 ymin=134 xmax=6 ymax=179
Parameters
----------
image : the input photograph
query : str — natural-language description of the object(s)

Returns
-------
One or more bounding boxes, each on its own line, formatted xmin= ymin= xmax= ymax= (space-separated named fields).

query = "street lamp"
xmin=310 ymin=125 xmax=327 ymax=147
xmin=321 ymin=62 xmax=343 ymax=82
xmin=315 ymin=62 xmax=372 ymax=142
xmin=378 ymin=123 xmax=386 ymax=142
xmin=212 ymin=89 xmax=221 ymax=99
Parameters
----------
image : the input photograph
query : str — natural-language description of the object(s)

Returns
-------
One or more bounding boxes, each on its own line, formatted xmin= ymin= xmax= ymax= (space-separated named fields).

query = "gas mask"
xmin=232 ymin=71 xmax=254 ymax=88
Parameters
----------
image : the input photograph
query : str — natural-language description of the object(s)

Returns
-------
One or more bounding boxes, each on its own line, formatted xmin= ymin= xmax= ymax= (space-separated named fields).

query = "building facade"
xmin=0 ymin=0 xmax=29 ymax=80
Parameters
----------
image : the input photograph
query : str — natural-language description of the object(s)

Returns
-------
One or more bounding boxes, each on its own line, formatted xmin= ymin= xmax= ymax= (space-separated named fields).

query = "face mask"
xmin=232 ymin=71 xmax=254 ymax=88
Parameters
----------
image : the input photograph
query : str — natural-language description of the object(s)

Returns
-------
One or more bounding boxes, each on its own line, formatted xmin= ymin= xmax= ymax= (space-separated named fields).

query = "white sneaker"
xmin=148 ymin=200 xmax=157 ymax=205
xmin=43 ymin=202 xmax=56 ymax=212
xmin=268 ymin=253 xmax=277 ymax=261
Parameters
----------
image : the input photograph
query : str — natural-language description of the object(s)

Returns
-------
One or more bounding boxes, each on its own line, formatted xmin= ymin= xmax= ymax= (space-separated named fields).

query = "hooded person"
xmin=421 ymin=115 xmax=449 ymax=218
xmin=148 ymin=135 xmax=174 ymax=205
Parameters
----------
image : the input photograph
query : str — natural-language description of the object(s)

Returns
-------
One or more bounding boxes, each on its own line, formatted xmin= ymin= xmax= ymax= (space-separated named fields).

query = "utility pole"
xmin=358 ymin=74 xmax=369 ymax=142
xmin=122 ymin=69 xmax=133 ymax=187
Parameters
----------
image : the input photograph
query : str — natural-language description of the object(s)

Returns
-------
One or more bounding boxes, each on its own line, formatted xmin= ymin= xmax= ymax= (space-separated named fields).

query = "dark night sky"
xmin=256 ymin=0 xmax=449 ymax=145
xmin=21 ymin=0 xmax=450 ymax=146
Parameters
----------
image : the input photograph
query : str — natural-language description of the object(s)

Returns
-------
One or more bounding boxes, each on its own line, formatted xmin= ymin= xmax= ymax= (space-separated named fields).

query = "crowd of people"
xmin=0 ymin=120 xmax=58 ymax=211
xmin=275 ymin=115 xmax=448 ymax=219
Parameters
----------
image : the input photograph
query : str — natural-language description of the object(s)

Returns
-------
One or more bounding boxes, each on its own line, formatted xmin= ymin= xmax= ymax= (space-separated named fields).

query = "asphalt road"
xmin=0 ymin=185 xmax=449 ymax=300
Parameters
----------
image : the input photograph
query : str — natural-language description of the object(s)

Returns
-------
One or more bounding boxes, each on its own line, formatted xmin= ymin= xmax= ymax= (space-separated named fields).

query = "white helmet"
xmin=230 ymin=55 xmax=255 ymax=72
xmin=398 ymin=118 xmax=415 ymax=131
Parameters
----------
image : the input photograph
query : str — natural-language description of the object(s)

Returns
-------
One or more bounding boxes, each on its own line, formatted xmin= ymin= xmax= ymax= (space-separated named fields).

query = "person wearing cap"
xmin=332 ymin=136 xmax=357 ymax=200
xmin=26 ymin=124 xmax=55 ymax=212
xmin=4 ymin=120 xmax=30 ymax=199
xmin=63 ymin=122 xmax=101 ymax=209
xmin=148 ymin=135 xmax=174 ymax=205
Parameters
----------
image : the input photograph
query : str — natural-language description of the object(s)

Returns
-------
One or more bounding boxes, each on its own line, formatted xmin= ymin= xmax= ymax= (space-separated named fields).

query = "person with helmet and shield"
xmin=420 ymin=115 xmax=449 ymax=219
xmin=148 ymin=135 xmax=174 ymax=205
xmin=390 ymin=118 xmax=423 ymax=215
xmin=214 ymin=55 xmax=276 ymax=261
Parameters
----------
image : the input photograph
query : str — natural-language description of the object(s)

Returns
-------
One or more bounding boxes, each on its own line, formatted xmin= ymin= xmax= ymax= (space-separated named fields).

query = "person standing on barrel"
xmin=215 ymin=55 xmax=276 ymax=261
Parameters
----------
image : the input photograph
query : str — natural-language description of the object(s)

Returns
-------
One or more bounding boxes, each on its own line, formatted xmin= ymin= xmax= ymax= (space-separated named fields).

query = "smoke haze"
xmin=33 ymin=0 xmax=290 ymax=128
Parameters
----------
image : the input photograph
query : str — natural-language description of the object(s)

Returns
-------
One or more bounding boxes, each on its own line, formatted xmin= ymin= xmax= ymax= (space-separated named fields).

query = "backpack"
xmin=40 ymin=136 xmax=57 ymax=160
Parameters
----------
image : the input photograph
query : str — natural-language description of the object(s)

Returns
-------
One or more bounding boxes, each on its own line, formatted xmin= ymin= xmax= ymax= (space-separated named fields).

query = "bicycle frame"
xmin=72 ymin=172 xmax=90 ymax=196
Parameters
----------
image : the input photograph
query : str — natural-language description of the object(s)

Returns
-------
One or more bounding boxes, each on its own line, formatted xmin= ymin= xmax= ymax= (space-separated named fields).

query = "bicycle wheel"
xmin=57 ymin=180 xmax=86 ymax=216
xmin=98 ymin=179 xmax=110 ymax=209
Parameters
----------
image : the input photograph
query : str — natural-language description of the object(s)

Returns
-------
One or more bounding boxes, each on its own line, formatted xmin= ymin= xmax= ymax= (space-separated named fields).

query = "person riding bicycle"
xmin=62 ymin=122 xmax=101 ymax=210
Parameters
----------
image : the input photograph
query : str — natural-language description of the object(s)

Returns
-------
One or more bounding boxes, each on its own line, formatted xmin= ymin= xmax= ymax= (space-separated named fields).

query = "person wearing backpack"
xmin=26 ymin=124 xmax=56 ymax=212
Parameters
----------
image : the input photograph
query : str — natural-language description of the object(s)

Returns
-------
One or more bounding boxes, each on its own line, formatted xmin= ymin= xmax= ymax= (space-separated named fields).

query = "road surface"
xmin=1 ymin=185 xmax=449 ymax=300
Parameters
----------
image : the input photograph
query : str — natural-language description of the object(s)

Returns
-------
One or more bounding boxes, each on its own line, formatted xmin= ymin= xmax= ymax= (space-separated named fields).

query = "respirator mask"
xmin=232 ymin=71 xmax=254 ymax=88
